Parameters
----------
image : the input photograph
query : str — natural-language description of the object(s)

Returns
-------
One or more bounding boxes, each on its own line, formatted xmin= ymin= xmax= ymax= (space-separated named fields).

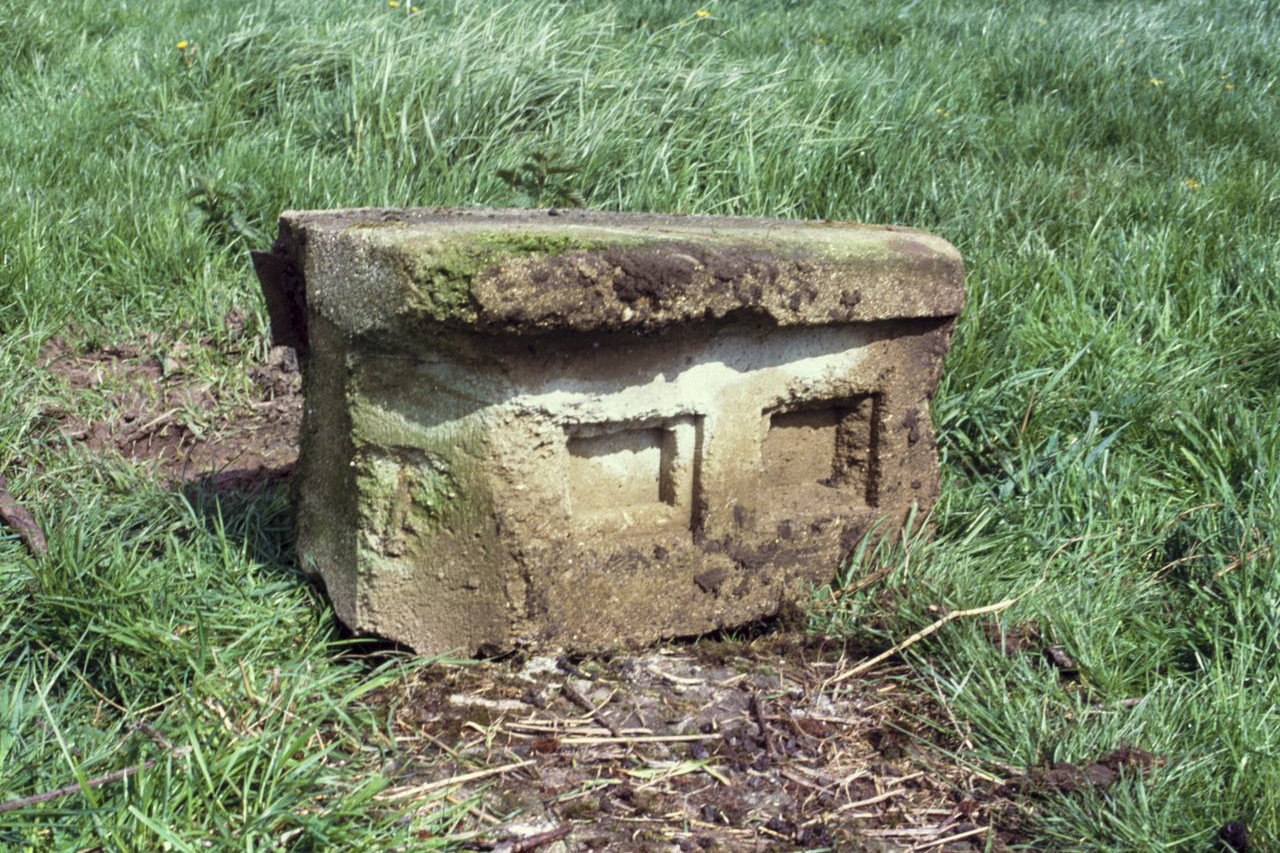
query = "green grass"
xmin=3 ymin=0 xmax=1278 ymax=849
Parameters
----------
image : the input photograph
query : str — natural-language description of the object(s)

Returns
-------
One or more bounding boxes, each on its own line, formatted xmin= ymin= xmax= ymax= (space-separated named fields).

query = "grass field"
xmin=2 ymin=0 xmax=1278 ymax=849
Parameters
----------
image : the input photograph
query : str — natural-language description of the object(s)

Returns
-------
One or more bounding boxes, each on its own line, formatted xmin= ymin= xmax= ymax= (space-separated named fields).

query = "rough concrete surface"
xmin=253 ymin=208 xmax=964 ymax=655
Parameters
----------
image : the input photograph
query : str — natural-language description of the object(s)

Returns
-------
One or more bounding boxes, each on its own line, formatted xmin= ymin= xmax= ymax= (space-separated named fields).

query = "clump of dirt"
xmin=1008 ymin=746 xmax=1162 ymax=796
xmin=38 ymin=325 xmax=301 ymax=492
xmin=369 ymin=632 xmax=1027 ymax=853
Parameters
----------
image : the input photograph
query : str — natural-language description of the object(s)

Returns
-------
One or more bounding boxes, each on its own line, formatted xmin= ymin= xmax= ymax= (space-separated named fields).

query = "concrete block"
xmin=252 ymin=208 xmax=964 ymax=654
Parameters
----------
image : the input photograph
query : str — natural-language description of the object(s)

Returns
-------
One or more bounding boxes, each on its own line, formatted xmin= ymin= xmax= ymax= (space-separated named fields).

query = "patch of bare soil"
xmin=370 ymin=633 xmax=1027 ymax=853
xmin=38 ymin=324 xmax=300 ymax=492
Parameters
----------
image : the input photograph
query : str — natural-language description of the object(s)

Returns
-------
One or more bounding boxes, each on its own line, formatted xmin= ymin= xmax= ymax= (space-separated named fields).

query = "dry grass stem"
xmin=825 ymin=579 xmax=1044 ymax=688
xmin=376 ymin=759 xmax=536 ymax=802
xmin=911 ymin=825 xmax=991 ymax=849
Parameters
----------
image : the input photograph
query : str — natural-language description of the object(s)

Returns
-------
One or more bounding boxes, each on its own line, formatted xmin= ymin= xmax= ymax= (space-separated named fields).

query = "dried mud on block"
xmin=38 ymin=330 xmax=301 ymax=493
xmin=369 ymin=633 xmax=1030 ymax=853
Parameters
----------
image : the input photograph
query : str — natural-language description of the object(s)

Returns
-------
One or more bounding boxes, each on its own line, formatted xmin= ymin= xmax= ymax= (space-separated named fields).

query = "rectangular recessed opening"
xmin=762 ymin=395 xmax=880 ymax=506
xmin=568 ymin=428 xmax=669 ymax=511
xmin=762 ymin=409 xmax=841 ymax=484
xmin=565 ymin=416 xmax=700 ymax=528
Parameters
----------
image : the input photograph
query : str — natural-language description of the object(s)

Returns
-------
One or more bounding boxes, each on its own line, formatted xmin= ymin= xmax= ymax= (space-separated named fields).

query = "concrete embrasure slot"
xmin=566 ymin=415 xmax=699 ymax=529
xmin=252 ymin=207 xmax=964 ymax=654
xmin=763 ymin=394 xmax=879 ymax=503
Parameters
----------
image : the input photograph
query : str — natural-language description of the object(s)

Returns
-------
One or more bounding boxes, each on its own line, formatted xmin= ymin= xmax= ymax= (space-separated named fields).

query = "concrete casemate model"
xmin=251 ymin=208 xmax=964 ymax=655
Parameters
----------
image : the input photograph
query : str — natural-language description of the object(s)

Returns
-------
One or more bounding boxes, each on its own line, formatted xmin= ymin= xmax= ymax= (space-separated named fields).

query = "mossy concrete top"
xmin=266 ymin=207 xmax=964 ymax=343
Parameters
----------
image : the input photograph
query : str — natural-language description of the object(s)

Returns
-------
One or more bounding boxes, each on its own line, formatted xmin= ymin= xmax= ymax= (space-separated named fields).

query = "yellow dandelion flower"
xmin=1224 ymin=83 xmax=1234 ymax=90
xmin=410 ymin=4 xmax=420 ymax=13
xmin=1149 ymin=78 xmax=1164 ymax=87
xmin=388 ymin=0 xmax=399 ymax=7
xmin=695 ymin=9 xmax=711 ymax=18
xmin=1183 ymin=178 xmax=1201 ymax=191
xmin=176 ymin=39 xmax=190 ymax=50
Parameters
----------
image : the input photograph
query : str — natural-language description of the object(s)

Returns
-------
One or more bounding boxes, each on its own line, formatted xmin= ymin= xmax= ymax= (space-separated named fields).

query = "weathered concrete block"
xmin=252 ymin=208 xmax=963 ymax=654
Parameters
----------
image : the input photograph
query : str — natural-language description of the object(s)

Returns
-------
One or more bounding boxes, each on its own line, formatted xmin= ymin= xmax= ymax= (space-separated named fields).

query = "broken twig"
xmin=1215 ymin=545 xmax=1272 ymax=579
xmin=509 ymin=824 xmax=572 ymax=852
xmin=825 ymin=579 xmax=1044 ymax=688
xmin=34 ymin=639 xmax=127 ymax=714
xmin=464 ymin=824 xmax=572 ymax=852
xmin=0 ymin=735 xmax=190 ymax=814
xmin=539 ymin=733 xmax=706 ymax=746
xmin=375 ymin=759 xmax=535 ymax=802
xmin=0 ymin=759 xmax=159 ymax=814
xmin=749 ymin=692 xmax=778 ymax=759
xmin=0 ymin=473 xmax=46 ymax=557
xmin=911 ymin=825 xmax=990 ymax=850
xmin=562 ymin=681 xmax=623 ymax=739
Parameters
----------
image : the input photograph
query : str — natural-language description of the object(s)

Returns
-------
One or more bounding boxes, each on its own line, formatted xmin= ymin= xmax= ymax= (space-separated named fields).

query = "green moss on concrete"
xmin=349 ymin=387 xmax=499 ymax=562
xmin=356 ymin=452 xmax=403 ymax=543
xmin=395 ymin=232 xmax=613 ymax=325
xmin=408 ymin=460 xmax=458 ymax=525
xmin=344 ymin=220 xmax=407 ymax=230
xmin=484 ymin=233 xmax=583 ymax=256
xmin=354 ymin=445 xmax=492 ymax=560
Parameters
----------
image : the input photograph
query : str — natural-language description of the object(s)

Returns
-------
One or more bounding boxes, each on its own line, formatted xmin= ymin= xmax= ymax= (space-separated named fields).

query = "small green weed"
xmin=184 ymin=171 xmax=269 ymax=249
xmin=495 ymin=148 xmax=587 ymax=209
